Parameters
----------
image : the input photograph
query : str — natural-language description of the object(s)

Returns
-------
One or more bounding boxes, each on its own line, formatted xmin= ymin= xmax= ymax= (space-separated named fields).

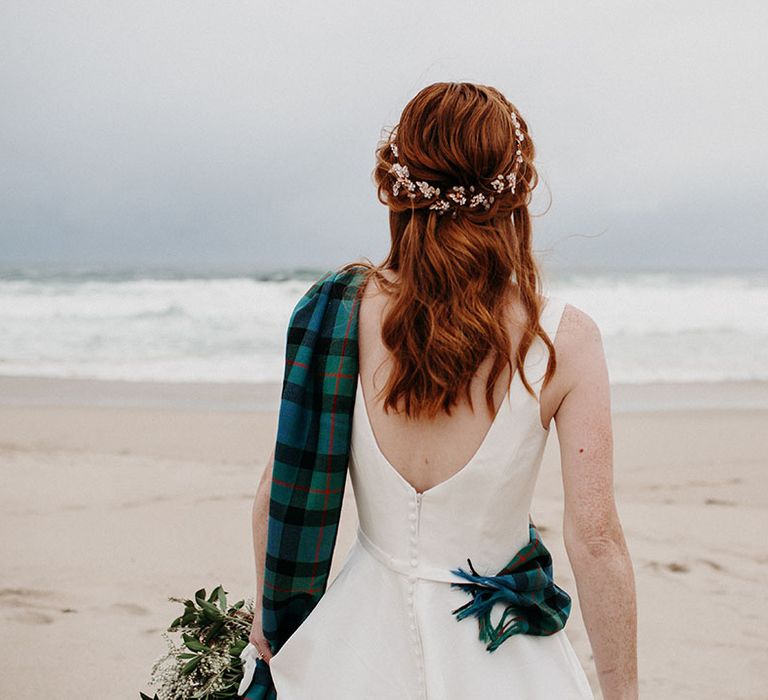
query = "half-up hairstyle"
xmin=340 ymin=81 xmax=556 ymax=420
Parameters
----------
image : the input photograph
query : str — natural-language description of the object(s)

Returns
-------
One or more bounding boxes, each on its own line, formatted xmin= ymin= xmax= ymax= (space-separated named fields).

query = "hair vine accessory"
xmin=386 ymin=110 xmax=526 ymax=218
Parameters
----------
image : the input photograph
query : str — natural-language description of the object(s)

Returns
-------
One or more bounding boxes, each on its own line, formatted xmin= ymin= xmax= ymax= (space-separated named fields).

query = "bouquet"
xmin=140 ymin=585 xmax=257 ymax=699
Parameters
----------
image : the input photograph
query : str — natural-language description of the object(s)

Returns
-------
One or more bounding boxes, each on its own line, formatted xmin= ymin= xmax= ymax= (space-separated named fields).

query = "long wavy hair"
xmin=340 ymin=81 xmax=555 ymax=420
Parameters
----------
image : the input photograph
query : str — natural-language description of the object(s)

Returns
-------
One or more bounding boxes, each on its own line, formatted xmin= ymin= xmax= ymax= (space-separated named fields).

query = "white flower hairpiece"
xmin=386 ymin=110 xmax=526 ymax=218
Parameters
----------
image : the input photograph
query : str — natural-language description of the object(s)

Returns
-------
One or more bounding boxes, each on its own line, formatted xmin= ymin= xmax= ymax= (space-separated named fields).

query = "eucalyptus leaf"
xmin=182 ymin=633 xmax=211 ymax=652
xmin=180 ymin=655 xmax=200 ymax=676
xmin=198 ymin=599 xmax=224 ymax=619
xmin=229 ymin=640 xmax=247 ymax=655
xmin=204 ymin=620 xmax=225 ymax=645
xmin=207 ymin=584 xmax=221 ymax=603
xmin=143 ymin=584 xmax=257 ymax=699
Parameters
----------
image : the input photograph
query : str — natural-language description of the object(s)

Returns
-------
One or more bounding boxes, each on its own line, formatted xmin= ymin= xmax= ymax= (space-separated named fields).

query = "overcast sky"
xmin=1 ymin=1 xmax=766 ymax=272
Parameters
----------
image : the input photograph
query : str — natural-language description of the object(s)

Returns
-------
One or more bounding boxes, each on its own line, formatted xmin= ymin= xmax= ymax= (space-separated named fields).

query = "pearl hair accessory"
xmin=386 ymin=110 xmax=526 ymax=218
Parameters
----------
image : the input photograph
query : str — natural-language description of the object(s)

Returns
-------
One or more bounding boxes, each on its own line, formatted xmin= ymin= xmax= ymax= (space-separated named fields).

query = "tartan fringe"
xmin=449 ymin=558 xmax=532 ymax=652
xmin=449 ymin=541 xmax=572 ymax=653
xmin=450 ymin=589 xmax=527 ymax=652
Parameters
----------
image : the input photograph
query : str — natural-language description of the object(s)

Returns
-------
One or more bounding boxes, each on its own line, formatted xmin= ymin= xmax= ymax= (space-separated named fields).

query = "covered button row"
xmin=408 ymin=494 xmax=420 ymax=567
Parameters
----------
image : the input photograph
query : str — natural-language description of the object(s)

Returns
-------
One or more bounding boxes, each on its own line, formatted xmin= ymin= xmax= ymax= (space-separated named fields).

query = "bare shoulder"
xmin=557 ymin=301 xmax=603 ymax=345
xmin=358 ymin=268 xmax=395 ymax=320
xmin=550 ymin=300 xmax=612 ymax=463
xmin=551 ymin=301 xmax=607 ymax=392
xmin=552 ymin=301 xmax=617 ymax=549
xmin=357 ymin=270 xmax=396 ymax=352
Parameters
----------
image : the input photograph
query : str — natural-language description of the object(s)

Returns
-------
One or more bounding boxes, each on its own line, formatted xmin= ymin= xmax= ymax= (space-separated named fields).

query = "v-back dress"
xmin=266 ymin=296 xmax=595 ymax=699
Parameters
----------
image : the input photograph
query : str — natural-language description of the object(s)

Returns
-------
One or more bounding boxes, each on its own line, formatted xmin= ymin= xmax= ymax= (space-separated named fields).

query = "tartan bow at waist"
xmin=449 ymin=521 xmax=572 ymax=652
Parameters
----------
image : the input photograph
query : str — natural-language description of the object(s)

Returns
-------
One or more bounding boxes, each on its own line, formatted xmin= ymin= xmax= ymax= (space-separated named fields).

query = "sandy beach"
xmin=1 ymin=375 xmax=766 ymax=699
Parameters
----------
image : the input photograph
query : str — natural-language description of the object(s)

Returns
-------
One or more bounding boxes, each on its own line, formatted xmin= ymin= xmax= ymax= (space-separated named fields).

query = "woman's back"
xmin=356 ymin=268 xmax=572 ymax=495
xmin=265 ymin=267 xmax=596 ymax=698
xmin=248 ymin=81 xmax=637 ymax=700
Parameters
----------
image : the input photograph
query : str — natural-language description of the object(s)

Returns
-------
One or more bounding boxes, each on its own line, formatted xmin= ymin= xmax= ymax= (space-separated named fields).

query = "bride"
xmin=244 ymin=81 xmax=638 ymax=700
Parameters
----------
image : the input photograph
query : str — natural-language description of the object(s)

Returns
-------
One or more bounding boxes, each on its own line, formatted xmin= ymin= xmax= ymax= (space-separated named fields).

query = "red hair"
xmin=340 ymin=81 xmax=555 ymax=420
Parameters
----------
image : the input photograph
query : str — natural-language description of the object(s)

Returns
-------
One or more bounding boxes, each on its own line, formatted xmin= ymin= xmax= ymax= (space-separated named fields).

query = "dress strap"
xmin=523 ymin=296 xmax=567 ymax=399
xmin=541 ymin=296 xmax=567 ymax=344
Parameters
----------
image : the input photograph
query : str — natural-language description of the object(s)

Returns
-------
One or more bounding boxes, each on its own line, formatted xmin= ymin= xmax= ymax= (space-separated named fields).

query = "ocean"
xmin=0 ymin=266 xmax=766 ymax=386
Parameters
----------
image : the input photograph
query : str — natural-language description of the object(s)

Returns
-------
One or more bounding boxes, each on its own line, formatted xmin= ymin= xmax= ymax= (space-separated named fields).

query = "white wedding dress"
xmin=267 ymin=296 xmax=595 ymax=699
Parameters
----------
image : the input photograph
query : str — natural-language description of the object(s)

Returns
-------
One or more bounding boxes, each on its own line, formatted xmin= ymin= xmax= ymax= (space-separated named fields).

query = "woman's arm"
xmin=553 ymin=307 xmax=638 ymax=700
xmin=249 ymin=446 xmax=275 ymax=663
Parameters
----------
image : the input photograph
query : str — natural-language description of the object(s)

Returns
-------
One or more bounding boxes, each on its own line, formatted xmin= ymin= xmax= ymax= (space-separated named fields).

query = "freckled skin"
xmin=547 ymin=304 xmax=638 ymax=699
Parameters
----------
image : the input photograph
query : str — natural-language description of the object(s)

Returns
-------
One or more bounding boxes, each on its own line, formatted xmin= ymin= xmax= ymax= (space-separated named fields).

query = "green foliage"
xmin=140 ymin=585 xmax=256 ymax=700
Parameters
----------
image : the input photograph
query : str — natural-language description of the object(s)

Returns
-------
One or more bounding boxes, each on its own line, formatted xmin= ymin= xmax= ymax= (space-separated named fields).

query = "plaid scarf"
xmin=242 ymin=266 xmax=364 ymax=699
xmin=449 ymin=521 xmax=572 ymax=652
xmin=241 ymin=265 xmax=570 ymax=698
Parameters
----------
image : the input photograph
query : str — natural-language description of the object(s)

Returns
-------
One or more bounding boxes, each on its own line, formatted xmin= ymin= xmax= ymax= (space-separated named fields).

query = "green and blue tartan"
xmin=449 ymin=521 xmax=572 ymax=652
xmin=241 ymin=265 xmax=571 ymax=698
xmin=242 ymin=265 xmax=365 ymax=700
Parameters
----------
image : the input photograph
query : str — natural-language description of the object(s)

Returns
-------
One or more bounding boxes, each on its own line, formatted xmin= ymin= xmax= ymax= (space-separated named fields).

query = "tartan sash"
xmin=449 ymin=520 xmax=571 ymax=652
xmin=241 ymin=265 xmax=571 ymax=698
xmin=243 ymin=266 xmax=366 ymax=699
